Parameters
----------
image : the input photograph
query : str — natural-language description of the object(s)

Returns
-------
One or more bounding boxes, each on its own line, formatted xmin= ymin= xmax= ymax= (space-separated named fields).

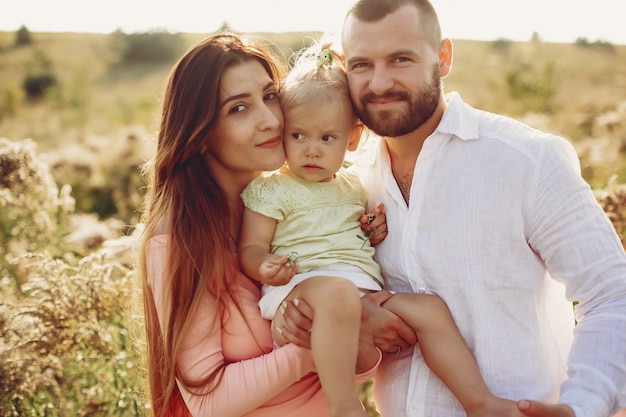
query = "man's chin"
xmin=365 ymin=116 xmax=404 ymax=137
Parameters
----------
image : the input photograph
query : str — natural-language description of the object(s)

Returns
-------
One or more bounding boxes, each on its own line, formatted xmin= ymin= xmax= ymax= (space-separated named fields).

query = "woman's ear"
xmin=348 ymin=122 xmax=364 ymax=151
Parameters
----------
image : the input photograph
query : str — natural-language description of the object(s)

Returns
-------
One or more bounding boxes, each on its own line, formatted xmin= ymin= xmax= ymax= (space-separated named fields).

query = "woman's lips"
xmin=258 ymin=135 xmax=281 ymax=148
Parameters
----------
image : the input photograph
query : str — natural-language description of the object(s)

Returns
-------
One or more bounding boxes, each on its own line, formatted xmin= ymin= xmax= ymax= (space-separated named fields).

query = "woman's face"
xmin=206 ymin=59 xmax=285 ymax=181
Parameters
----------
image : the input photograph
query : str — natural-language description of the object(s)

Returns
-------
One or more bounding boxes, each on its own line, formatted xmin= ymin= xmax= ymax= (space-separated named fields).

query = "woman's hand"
xmin=359 ymin=202 xmax=388 ymax=246
xmin=355 ymin=298 xmax=382 ymax=374
xmin=361 ymin=290 xmax=417 ymax=354
xmin=276 ymin=298 xmax=313 ymax=349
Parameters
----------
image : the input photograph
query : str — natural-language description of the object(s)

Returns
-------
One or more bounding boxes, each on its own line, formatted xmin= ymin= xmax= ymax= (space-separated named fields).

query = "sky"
xmin=1 ymin=0 xmax=625 ymax=45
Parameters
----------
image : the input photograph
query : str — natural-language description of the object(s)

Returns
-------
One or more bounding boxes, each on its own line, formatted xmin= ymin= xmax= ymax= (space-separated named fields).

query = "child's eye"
xmin=291 ymin=133 xmax=305 ymax=140
xmin=321 ymin=135 xmax=336 ymax=142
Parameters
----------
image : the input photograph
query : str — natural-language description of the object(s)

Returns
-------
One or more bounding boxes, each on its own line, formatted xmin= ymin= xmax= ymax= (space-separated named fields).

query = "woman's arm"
xmin=147 ymin=236 xmax=316 ymax=417
xmin=180 ymin=309 xmax=316 ymax=417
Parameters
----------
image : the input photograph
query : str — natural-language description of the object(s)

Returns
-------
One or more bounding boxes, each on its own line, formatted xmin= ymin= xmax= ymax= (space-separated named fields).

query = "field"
xmin=1 ymin=30 xmax=626 ymax=416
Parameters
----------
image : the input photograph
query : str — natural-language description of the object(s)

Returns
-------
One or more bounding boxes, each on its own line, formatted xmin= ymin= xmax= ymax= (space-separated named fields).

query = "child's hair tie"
xmin=318 ymin=48 xmax=333 ymax=67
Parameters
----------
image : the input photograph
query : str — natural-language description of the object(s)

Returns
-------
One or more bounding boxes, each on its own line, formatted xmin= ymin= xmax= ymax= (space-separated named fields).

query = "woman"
xmin=137 ymin=31 xmax=396 ymax=417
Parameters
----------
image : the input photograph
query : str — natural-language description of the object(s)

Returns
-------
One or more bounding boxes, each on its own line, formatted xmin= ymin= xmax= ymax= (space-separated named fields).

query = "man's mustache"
xmin=362 ymin=91 xmax=409 ymax=103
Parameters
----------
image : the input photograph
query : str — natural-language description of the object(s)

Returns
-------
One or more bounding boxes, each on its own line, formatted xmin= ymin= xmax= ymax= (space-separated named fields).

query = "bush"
xmin=594 ymin=175 xmax=626 ymax=244
xmin=503 ymin=59 xmax=558 ymax=113
xmin=575 ymin=37 xmax=615 ymax=53
xmin=0 ymin=239 xmax=146 ymax=417
xmin=0 ymin=83 xmax=21 ymax=120
xmin=22 ymin=50 xmax=58 ymax=100
xmin=45 ymin=130 xmax=151 ymax=224
xmin=109 ymin=30 xmax=185 ymax=65
xmin=491 ymin=38 xmax=513 ymax=54
xmin=0 ymin=138 xmax=74 ymax=280
xmin=0 ymin=138 xmax=147 ymax=416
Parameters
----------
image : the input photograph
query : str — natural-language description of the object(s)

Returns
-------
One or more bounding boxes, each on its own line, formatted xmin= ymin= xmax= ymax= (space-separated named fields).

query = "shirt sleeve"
xmin=525 ymin=137 xmax=626 ymax=417
xmin=355 ymin=348 xmax=382 ymax=384
xmin=241 ymin=176 xmax=288 ymax=221
xmin=179 ymin=313 xmax=316 ymax=417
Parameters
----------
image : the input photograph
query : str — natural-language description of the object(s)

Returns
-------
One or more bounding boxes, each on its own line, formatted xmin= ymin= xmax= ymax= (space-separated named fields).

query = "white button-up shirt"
xmin=349 ymin=92 xmax=626 ymax=417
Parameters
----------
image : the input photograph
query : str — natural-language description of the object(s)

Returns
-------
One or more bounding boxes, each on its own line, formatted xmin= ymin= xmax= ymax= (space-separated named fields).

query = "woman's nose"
xmin=259 ymin=103 xmax=282 ymax=130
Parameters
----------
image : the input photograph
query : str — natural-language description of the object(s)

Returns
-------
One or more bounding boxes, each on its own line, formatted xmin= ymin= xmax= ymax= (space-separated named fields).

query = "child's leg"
xmin=271 ymin=276 xmax=369 ymax=417
xmin=383 ymin=293 xmax=522 ymax=417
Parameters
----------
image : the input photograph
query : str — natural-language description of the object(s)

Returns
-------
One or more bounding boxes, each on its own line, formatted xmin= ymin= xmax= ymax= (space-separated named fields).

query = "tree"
xmin=15 ymin=24 xmax=32 ymax=46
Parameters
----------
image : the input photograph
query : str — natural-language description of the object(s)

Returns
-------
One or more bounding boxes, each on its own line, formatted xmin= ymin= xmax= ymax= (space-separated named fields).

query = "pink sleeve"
xmin=355 ymin=348 xmax=382 ymax=384
xmin=147 ymin=236 xmax=317 ymax=417
xmin=177 ymin=296 xmax=316 ymax=417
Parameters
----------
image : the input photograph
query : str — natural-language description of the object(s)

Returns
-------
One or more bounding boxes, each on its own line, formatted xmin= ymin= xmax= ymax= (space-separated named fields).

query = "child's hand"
xmin=359 ymin=202 xmax=388 ymax=246
xmin=258 ymin=253 xmax=299 ymax=286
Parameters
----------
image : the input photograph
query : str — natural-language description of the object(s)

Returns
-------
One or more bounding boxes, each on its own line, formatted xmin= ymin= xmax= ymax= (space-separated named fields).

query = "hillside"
xmin=1 ymin=30 xmax=625 ymax=187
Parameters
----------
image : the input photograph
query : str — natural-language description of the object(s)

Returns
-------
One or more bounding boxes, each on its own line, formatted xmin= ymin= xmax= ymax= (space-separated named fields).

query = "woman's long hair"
xmin=138 ymin=31 xmax=286 ymax=417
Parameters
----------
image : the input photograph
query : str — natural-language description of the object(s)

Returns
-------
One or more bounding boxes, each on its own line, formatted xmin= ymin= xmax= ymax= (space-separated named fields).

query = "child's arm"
xmin=239 ymin=207 xmax=298 ymax=286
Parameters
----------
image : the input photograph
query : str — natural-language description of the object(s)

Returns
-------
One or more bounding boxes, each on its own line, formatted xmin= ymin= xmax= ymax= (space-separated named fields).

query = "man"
xmin=341 ymin=0 xmax=626 ymax=416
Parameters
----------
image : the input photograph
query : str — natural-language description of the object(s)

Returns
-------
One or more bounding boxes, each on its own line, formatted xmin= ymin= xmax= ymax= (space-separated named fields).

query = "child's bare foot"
xmin=465 ymin=396 xmax=525 ymax=417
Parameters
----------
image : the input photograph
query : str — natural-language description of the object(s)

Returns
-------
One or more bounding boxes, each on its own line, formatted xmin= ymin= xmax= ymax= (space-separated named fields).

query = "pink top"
xmin=146 ymin=234 xmax=379 ymax=417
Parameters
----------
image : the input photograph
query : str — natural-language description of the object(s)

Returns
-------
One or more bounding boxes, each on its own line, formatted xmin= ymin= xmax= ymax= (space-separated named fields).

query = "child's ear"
xmin=347 ymin=122 xmax=364 ymax=151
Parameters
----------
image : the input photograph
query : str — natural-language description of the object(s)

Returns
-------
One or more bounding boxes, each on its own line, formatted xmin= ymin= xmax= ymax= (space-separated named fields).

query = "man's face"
xmin=342 ymin=4 xmax=442 ymax=137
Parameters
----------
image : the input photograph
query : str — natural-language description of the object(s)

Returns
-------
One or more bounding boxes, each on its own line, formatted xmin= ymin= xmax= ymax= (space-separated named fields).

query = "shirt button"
xmin=404 ymin=230 xmax=411 ymax=237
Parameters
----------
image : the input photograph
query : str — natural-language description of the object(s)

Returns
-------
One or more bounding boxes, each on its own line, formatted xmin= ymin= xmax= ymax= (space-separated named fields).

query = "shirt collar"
xmin=438 ymin=91 xmax=480 ymax=141
xmin=349 ymin=91 xmax=478 ymax=167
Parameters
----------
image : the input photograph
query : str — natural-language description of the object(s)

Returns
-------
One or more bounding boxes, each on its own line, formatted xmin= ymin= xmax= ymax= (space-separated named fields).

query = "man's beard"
xmin=355 ymin=64 xmax=441 ymax=137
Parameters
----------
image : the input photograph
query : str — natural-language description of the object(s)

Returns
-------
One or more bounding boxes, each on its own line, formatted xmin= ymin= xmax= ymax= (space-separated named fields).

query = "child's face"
xmin=283 ymin=99 xmax=356 ymax=182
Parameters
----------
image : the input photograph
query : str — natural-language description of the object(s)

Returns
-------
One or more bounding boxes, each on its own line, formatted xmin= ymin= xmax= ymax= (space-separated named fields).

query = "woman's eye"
xmin=229 ymin=104 xmax=246 ymax=114
xmin=265 ymin=91 xmax=278 ymax=101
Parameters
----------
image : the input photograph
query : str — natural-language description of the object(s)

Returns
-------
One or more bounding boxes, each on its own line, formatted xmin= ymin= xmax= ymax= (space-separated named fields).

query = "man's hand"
xmin=517 ymin=400 xmax=575 ymax=417
xmin=360 ymin=202 xmax=388 ymax=246
xmin=361 ymin=290 xmax=417 ymax=353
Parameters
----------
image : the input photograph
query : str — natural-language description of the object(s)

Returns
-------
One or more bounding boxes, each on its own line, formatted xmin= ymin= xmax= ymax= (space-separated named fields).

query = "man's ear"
xmin=439 ymin=38 xmax=453 ymax=78
xmin=348 ymin=122 xmax=364 ymax=151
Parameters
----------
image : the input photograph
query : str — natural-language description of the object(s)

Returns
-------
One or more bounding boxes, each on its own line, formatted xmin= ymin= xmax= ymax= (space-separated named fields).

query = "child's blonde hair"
xmin=280 ymin=40 xmax=355 ymax=122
